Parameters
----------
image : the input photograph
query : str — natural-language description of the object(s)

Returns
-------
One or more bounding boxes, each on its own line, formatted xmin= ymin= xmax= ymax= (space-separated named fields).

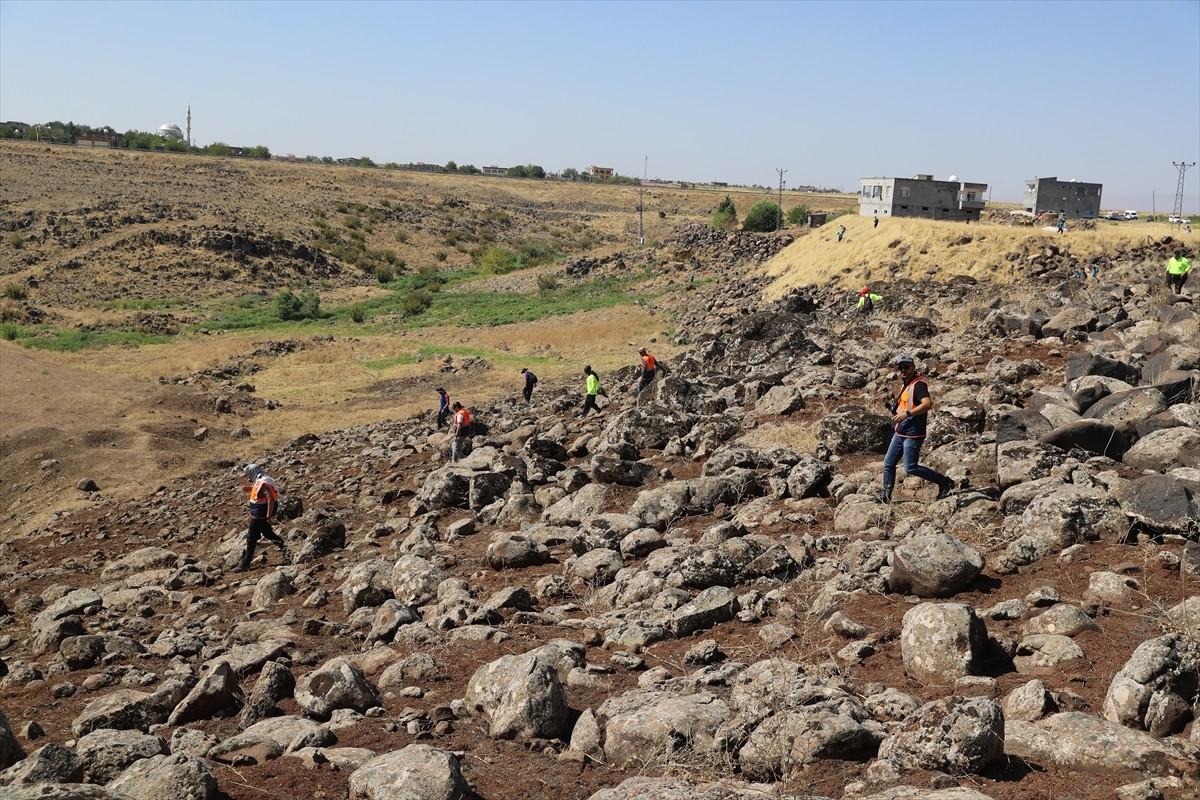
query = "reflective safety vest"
xmin=1167 ymin=256 xmax=1192 ymax=276
xmin=455 ymin=408 xmax=472 ymax=433
xmin=641 ymin=353 xmax=657 ymax=372
xmin=894 ymin=376 xmax=929 ymax=438
xmin=247 ymin=475 xmax=278 ymax=519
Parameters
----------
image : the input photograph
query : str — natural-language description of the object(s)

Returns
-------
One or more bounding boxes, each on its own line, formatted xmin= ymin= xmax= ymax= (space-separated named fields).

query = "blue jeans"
xmin=882 ymin=434 xmax=946 ymax=497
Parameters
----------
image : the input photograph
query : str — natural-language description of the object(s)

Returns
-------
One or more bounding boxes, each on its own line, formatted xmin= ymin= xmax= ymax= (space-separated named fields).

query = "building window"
xmin=900 ymin=205 xmax=909 ymax=209
xmin=899 ymin=187 xmax=910 ymax=199
xmin=923 ymin=207 xmax=930 ymax=211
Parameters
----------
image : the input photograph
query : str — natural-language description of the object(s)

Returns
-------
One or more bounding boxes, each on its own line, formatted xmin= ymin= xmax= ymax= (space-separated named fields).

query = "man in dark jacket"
xmin=521 ymin=368 xmax=538 ymax=403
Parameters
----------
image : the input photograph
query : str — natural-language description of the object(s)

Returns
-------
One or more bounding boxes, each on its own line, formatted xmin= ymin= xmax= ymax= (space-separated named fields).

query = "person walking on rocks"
xmin=1057 ymin=215 xmax=1066 ymax=235
xmin=451 ymin=402 xmax=472 ymax=462
xmin=880 ymin=355 xmax=953 ymax=504
xmin=580 ymin=365 xmax=605 ymax=417
xmin=857 ymin=287 xmax=882 ymax=316
xmin=238 ymin=463 xmax=290 ymax=570
xmin=520 ymin=368 xmax=538 ymax=403
xmin=436 ymin=387 xmax=451 ymax=429
xmin=635 ymin=348 xmax=657 ymax=405
xmin=1167 ymin=248 xmax=1192 ymax=295
xmin=837 ymin=225 xmax=846 ymax=242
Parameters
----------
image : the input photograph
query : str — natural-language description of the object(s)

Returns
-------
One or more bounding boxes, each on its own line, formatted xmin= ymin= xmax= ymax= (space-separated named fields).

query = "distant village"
xmin=1 ymin=116 xmax=1143 ymax=221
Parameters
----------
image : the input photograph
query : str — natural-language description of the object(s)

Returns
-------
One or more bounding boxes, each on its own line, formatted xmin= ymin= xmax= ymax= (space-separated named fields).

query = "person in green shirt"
xmin=857 ymin=287 xmax=883 ymax=315
xmin=1167 ymin=249 xmax=1192 ymax=294
xmin=580 ymin=365 xmax=604 ymax=417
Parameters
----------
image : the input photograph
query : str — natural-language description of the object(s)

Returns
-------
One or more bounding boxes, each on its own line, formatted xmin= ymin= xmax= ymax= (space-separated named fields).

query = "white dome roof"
xmin=157 ymin=122 xmax=184 ymax=140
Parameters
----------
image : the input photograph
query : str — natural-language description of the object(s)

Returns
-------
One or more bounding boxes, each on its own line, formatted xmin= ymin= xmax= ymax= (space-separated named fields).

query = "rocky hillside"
xmin=0 ymin=237 xmax=1198 ymax=800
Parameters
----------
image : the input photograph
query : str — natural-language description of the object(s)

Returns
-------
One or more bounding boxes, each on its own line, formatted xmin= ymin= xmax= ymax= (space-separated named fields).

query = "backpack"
xmin=863 ymin=295 xmax=874 ymax=313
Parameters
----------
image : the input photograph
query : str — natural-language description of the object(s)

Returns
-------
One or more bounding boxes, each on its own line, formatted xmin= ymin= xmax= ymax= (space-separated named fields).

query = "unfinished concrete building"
xmin=1023 ymin=177 xmax=1103 ymax=218
xmin=858 ymin=174 xmax=987 ymax=222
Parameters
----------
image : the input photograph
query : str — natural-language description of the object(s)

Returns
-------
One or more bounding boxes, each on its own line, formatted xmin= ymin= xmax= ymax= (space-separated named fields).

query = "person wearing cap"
xmin=238 ymin=463 xmax=290 ymax=571
xmin=451 ymin=402 xmax=472 ymax=462
xmin=436 ymin=387 xmax=451 ymax=429
xmin=1166 ymin=248 xmax=1192 ymax=295
xmin=635 ymin=348 xmax=657 ymax=405
xmin=880 ymin=356 xmax=953 ymax=504
xmin=580 ymin=365 xmax=604 ymax=417
xmin=520 ymin=368 xmax=538 ymax=403
xmin=857 ymin=287 xmax=882 ymax=315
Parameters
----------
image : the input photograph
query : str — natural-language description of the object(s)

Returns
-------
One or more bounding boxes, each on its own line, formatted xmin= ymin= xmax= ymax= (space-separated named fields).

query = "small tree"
xmin=786 ymin=205 xmax=810 ymax=225
xmin=562 ymin=167 xmax=579 ymax=181
xmin=743 ymin=201 xmax=782 ymax=232
xmin=276 ymin=289 xmax=321 ymax=321
xmin=445 ymin=160 xmax=457 ymax=172
xmin=711 ymin=195 xmax=737 ymax=230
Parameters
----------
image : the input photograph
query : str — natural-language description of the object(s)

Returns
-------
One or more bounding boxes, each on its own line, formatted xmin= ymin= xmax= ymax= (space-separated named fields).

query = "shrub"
xmin=375 ymin=266 xmax=394 ymax=284
xmin=3 ymin=283 xmax=27 ymax=300
xmin=711 ymin=195 xmax=737 ymax=230
xmin=7 ymin=233 xmax=24 ymax=249
xmin=743 ymin=201 xmax=782 ymax=232
xmin=275 ymin=289 xmax=321 ymax=321
xmin=786 ymin=205 xmax=810 ymax=225
xmin=395 ymin=231 xmax=409 ymax=244
xmin=536 ymin=273 xmax=559 ymax=291
xmin=1 ymin=322 xmax=20 ymax=340
xmin=434 ymin=250 xmax=448 ymax=263
xmin=349 ymin=305 xmax=366 ymax=323
xmin=474 ymin=245 xmax=521 ymax=274
xmin=401 ymin=290 xmax=432 ymax=316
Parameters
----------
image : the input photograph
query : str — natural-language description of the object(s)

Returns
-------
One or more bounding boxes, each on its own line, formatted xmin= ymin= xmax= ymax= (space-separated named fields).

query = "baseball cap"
xmin=895 ymin=355 xmax=915 ymax=366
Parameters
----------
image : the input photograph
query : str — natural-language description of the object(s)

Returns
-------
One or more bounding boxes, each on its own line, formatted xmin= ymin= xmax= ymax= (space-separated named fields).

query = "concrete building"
xmin=858 ymin=174 xmax=987 ymax=222
xmin=1023 ymin=177 xmax=1102 ymax=218
xmin=590 ymin=166 xmax=614 ymax=180
xmin=481 ymin=165 xmax=507 ymax=177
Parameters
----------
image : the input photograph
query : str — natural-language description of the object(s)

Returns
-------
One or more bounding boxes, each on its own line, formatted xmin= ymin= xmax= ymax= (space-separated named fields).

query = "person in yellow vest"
xmin=880 ymin=356 xmax=954 ymax=504
xmin=451 ymin=402 xmax=472 ymax=462
xmin=238 ymin=463 xmax=290 ymax=570
xmin=1167 ymin=248 xmax=1192 ymax=295
xmin=857 ymin=287 xmax=882 ymax=315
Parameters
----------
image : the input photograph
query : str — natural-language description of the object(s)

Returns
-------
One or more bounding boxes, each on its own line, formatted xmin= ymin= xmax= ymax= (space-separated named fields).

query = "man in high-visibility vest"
xmin=635 ymin=348 xmax=657 ymax=406
xmin=238 ymin=463 xmax=290 ymax=570
xmin=451 ymin=402 xmax=472 ymax=462
xmin=880 ymin=355 xmax=954 ymax=504
xmin=1167 ymin=248 xmax=1192 ymax=295
xmin=857 ymin=287 xmax=883 ymax=315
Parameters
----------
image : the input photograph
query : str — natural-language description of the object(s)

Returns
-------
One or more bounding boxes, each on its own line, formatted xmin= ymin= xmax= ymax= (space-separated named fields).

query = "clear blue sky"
xmin=2 ymin=0 xmax=1198 ymax=210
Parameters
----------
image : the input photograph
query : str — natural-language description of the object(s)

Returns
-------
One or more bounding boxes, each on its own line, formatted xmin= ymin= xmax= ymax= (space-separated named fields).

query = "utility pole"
xmin=1172 ymin=161 xmax=1195 ymax=222
xmin=776 ymin=168 xmax=787 ymax=231
xmin=636 ymin=156 xmax=647 ymax=246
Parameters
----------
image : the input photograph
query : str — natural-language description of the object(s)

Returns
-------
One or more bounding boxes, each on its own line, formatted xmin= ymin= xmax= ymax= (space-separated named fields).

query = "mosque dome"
xmin=157 ymin=122 xmax=184 ymax=140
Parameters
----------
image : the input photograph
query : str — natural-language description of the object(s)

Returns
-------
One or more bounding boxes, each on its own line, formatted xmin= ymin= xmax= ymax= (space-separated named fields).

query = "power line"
xmin=1172 ymin=161 xmax=1195 ymax=222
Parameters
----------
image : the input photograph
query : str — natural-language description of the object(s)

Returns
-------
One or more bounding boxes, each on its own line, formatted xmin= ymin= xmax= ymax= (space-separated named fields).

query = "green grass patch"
xmin=98 ymin=297 xmax=186 ymax=311
xmin=9 ymin=325 xmax=174 ymax=351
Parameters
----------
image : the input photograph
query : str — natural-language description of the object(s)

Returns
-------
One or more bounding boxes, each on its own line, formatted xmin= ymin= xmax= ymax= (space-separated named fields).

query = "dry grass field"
xmin=762 ymin=212 xmax=1192 ymax=296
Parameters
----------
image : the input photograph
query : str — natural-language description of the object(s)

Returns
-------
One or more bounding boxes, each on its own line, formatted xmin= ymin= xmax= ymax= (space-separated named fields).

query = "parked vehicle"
xmin=1104 ymin=210 xmax=1126 ymax=220
xmin=1123 ymin=210 xmax=1138 ymax=220
xmin=1168 ymin=215 xmax=1192 ymax=224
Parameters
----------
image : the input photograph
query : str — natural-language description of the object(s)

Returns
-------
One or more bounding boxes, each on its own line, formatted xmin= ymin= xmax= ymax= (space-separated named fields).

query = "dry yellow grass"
xmin=761 ymin=214 xmax=1191 ymax=297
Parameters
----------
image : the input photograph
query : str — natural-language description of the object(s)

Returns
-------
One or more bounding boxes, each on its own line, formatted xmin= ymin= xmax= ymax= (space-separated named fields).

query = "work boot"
xmin=935 ymin=479 xmax=954 ymax=501
xmin=878 ymin=491 xmax=892 ymax=505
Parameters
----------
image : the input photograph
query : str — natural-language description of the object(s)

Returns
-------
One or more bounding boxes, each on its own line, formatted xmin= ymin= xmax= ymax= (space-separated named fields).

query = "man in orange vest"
xmin=635 ymin=347 xmax=657 ymax=405
xmin=238 ymin=463 xmax=290 ymax=570
xmin=451 ymin=402 xmax=472 ymax=462
xmin=880 ymin=355 xmax=953 ymax=504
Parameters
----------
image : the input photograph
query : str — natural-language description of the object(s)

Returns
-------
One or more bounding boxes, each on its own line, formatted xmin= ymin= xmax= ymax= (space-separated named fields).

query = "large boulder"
xmin=1101 ymin=634 xmax=1198 ymax=737
xmin=900 ymin=603 xmax=988 ymax=685
xmin=348 ymin=745 xmax=468 ymax=800
xmin=888 ymin=534 xmax=984 ymax=598
xmin=1038 ymin=419 xmax=1130 ymax=460
xmin=999 ymin=484 xmax=1128 ymax=571
xmin=996 ymin=440 xmax=1063 ymax=490
xmin=596 ymin=689 xmax=730 ymax=769
xmin=463 ymin=645 xmax=575 ymax=741
xmin=1083 ymin=387 xmax=1167 ymax=436
xmin=75 ymin=729 xmax=168 ymax=784
xmin=1123 ymin=427 xmax=1200 ymax=472
xmin=817 ymin=406 xmax=893 ymax=455
xmin=1005 ymin=712 xmax=1190 ymax=778
xmin=878 ymin=696 xmax=1004 ymax=775
xmin=0 ymin=710 xmax=25 ymax=769
xmin=105 ymin=753 xmax=218 ymax=800
xmin=1116 ymin=474 xmax=1200 ymax=536
xmin=294 ymin=657 xmax=380 ymax=721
